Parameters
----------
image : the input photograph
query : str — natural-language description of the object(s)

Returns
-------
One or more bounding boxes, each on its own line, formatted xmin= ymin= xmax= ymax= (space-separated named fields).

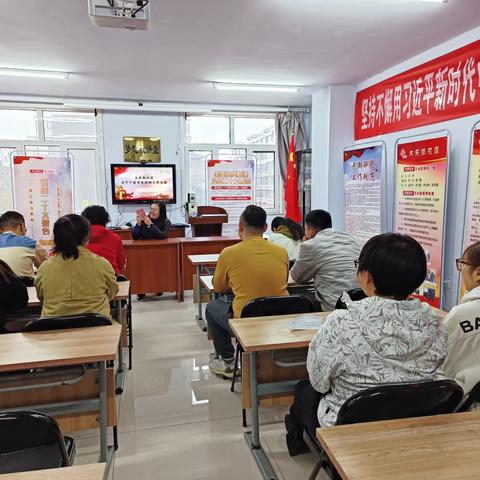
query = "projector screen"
xmin=110 ymin=164 xmax=176 ymax=204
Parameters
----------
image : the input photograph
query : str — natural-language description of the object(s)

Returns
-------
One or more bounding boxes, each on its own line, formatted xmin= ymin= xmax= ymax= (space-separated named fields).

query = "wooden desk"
xmin=180 ymin=236 xmax=239 ymax=293
xmin=0 ymin=463 xmax=106 ymax=480
xmin=317 ymin=411 xmax=480 ymax=480
xmin=27 ymin=281 xmax=130 ymax=307
xmin=111 ymin=226 xmax=186 ymax=240
xmin=122 ymin=239 xmax=181 ymax=298
xmin=0 ymin=326 xmax=120 ymax=465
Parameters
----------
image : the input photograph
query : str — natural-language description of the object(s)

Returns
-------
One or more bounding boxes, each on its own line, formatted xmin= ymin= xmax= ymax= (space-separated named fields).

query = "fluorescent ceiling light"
xmin=213 ymin=82 xmax=299 ymax=93
xmin=63 ymin=98 xmax=211 ymax=113
xmin=0 ymin=67 xmax=69 ymax=79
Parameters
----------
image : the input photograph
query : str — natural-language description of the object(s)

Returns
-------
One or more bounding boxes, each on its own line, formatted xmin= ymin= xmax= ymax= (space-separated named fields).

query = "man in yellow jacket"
xmin=207 ymin=205 xmax=289 ymax=378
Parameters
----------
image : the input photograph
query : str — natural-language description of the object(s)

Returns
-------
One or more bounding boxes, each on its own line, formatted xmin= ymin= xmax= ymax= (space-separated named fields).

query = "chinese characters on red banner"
xmin=394 ymin=137 xmax=448 ymax=308
xmin=355 ymin=40 xmax=480 ymax=140
xmin=344 ymin=145 xmax=382 ymax=244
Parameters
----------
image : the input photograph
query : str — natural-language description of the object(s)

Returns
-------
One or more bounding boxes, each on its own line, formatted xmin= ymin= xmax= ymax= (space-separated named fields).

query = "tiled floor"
xmin=72 ymin=294 xmax=328 ymax=480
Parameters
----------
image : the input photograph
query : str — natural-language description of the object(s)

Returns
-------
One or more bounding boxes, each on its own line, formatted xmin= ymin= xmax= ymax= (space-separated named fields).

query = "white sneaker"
xmin=209 ymin=357 xmax=234 ymax=379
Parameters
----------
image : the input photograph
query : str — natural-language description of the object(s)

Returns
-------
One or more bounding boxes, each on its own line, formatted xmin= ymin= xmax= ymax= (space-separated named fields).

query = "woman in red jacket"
xmin=81 ymin=205 xmax=126 ymax=274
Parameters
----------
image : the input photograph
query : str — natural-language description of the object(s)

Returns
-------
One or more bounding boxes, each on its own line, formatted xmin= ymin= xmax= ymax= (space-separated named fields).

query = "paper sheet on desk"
xmin=290 ymin=315 xmax=325 ymax=331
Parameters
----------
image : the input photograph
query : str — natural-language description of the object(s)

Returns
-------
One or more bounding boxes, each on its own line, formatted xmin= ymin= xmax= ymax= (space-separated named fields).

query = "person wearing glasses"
xmin=285 ymin=233 xmax=447 ymax=456
xmin=443 ymin=242 xmax=480 ymax=400
xmin=290 ymin=209 xmax=361 ymax=310
xmin=0 ymin=211 xmax=47 ymax=283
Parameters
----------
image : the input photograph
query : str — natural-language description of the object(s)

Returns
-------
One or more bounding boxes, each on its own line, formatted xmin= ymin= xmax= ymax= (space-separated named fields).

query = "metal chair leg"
xmin=242 ymin=408 xmax=247 ymax=428
xmin=113 ymin=425 xmax=119 ymax=451
xmin=127 ymin=292 xmax=133 ymax=370
xmin=230 ymin=344 xmax=241 ymax=393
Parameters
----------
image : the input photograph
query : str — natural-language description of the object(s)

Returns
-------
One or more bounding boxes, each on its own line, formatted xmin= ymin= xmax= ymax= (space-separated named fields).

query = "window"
xmin=43 ymin=111 xmax=96 ymax=142
xmin=0 ymin=108 xmax=101 ymax=215
xmin=185 ymin=115 xmax=280 ymax=212
xmin=0 ymin=110 xmax=38 ymax=140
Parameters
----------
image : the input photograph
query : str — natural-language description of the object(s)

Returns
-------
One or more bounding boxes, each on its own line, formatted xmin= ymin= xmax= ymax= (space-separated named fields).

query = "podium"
xmin=189 ymin=206 xmax=228 ymax=237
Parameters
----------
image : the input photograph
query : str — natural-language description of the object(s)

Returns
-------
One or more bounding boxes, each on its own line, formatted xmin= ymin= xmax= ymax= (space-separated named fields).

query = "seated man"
xmin=443 ymin=241 xmax=480 ymax=400
xmin=0 ymin=211 xmax=47 ymax=280
xmin=132 ymin=201 xmax=171 ymax=240
xmin=290 ymin=209 xmax=361 ymax=311
xmin=207 ymin=205 xmax=289 ymax=378
xmin=285 ymin=233 xmax=448 ymax=455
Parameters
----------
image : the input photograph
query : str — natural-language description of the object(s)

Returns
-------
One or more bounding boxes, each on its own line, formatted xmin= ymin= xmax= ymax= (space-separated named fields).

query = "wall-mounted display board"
xmin=393 ymin=134 xmax=449 ymax=308
xmin=343 ymin=143 xmax=385 ymax=245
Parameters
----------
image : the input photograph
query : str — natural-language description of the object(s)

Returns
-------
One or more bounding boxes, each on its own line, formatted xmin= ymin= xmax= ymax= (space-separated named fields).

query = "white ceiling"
xmin=0 ymin=0 xmax=479 ymax=107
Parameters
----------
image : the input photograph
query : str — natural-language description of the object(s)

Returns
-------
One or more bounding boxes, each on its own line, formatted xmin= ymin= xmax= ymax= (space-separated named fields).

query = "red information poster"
xmin=13 ymin=155 xmax=73 ymax=240
xmin=344 ymin=145 xmax=383 ymax=244
xmin=460 ymin=129 xmax=480 ymax=299
xmin=394 ymin=136 xmax=449 ymax=307
xmin=207 ymin=159 xmax=254 ymax=236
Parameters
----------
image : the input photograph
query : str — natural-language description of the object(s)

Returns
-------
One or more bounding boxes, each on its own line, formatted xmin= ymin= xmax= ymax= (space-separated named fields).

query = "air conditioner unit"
xmin=88 ymin=0 xmax=151 ymax=30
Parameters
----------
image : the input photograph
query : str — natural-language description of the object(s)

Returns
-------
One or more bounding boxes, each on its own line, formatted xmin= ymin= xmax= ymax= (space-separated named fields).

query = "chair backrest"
xmin=0 ymin=410 xmax=69 ymax=464
xmin=23 ymin=313 xmax=111 ymax=332
xmin=241 ymin=295 xmax=314 ymax=318
xmin=19 ymin=276 xmax=35 ymax=287
xmin=456 ymin=380 xmax=480 ymax=412
xmin=334 ymin=288 xmax=367 ymax=310
xmin=115 ymin=274 xmax=129 ymax=282
xmin=336 ymin=380 xmax=463 ymax=426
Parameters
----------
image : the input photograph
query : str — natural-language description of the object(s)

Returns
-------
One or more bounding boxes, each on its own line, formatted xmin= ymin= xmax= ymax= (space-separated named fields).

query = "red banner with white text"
xmin=355 ymin=39 xmax=480 ymax=140
xmin=393 ymin=136 xmax=449 ymax=308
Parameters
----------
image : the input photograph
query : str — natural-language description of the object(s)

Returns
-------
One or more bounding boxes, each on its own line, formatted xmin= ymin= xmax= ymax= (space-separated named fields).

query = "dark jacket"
xmin=132 ymin=216 xmax=171 ymax=240
xmin=0 ymin=260 xmax=29 ymax=328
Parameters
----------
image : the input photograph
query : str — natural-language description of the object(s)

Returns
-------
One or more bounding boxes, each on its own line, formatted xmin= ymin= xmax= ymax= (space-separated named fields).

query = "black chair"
xmin=456 ymin=381 xmax=480 ymax=412
xmin=23 ymin=313 xmax=111 ymax=332
xmin=233 ymin=296 xmax=314 ymax=426
xmin=116 ymin=274 xmax=133 ymax=370
xmin=0 ymin=410 xmax=75 ymax=474
xmin=19 ymin=276 xmax=35 ymax=287
xmin=304 ymin=380 xmax=463 ymax=480
xmin=334 ymin=288 xmax=367 ymax=310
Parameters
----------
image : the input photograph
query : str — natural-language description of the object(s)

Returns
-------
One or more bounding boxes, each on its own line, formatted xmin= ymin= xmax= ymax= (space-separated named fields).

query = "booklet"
xmin=290 ymin=314 xmax=325 ymax=331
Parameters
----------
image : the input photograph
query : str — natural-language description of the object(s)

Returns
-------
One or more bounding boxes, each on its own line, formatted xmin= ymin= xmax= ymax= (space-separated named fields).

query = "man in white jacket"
xmin=285 ymin=233 xmax=448 ymax=456
xmin=443 ymin=243 xmax=480 ymax=398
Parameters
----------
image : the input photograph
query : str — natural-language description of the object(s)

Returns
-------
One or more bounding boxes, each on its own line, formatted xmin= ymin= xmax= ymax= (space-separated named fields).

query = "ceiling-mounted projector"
xmin=88 ymin=0 xmax=151 ymax=30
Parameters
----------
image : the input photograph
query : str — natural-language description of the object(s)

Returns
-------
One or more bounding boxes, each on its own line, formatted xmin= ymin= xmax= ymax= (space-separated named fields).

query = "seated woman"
xmin=268 ymin=217 xmax=303 ymax=260
xmin=35 ymin=214 xmax=118 ymax=320
xmin=443 ymin=241 xmax=480 ymax=400
xmin=81 ymin=205 xmax=126 ymax=274
xmin=0 ymin=259 xmax=28 ymax=332
xmin=285 ymin=233 xmax=448 ymax=456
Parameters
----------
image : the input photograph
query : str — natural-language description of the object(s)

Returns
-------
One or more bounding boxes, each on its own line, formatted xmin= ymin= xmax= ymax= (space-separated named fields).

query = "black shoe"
xmin=285 ymin=414 xmax=310 ymax=457
xmin=156 ymin=292 xmax=163 ymax=296
xmin=137 ymin=294 xmax=146 ymax=301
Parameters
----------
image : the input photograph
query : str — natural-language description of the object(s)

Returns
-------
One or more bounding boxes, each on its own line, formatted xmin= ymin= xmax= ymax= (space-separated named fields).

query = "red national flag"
xmin=284 ymin=132 xmax=301 ymax=223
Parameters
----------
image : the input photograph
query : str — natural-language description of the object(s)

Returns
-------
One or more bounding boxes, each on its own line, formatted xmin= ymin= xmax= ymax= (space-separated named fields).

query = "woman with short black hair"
xmin=35 ymin=214 xmax=118 ymax=320
xmin=268 ymin=217 xmax=303 ymax=260
xmin=285 ymin=233 xmax=448 ymax=456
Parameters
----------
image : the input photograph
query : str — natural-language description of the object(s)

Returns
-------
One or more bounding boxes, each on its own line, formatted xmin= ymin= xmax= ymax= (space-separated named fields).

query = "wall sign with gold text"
xmin=123 ymin=136 xmax=161 ymax=163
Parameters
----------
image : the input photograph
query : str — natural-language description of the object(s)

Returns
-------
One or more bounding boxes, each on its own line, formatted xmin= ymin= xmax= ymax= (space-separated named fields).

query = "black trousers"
xmin=290 ymin=380 xmax=322 ymax=438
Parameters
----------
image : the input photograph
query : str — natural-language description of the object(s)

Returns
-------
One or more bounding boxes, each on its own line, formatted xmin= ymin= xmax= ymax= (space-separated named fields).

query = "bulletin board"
xmin=393 ymin=131 xmax=450 ymax=309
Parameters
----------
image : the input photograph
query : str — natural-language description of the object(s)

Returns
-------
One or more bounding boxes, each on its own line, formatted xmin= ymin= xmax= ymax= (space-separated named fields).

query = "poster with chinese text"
xmin=394 ymin=136 xmax=449 ymax=308
xmin=13 ymin=155 xmax=73 ymax=240
xmin=460 ymin=128 xmax=480 ymax=299
xmin=344 ymin=145 xmax=383 ymax=244
xmin=207 ymin=159 xmax=255 ymax=237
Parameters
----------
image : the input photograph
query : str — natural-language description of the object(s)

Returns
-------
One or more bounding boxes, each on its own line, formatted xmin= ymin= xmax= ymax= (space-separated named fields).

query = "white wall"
xmin=101 ymin=111 xmax=186 ymax=227
xmin=310 ymin=25 xmax=480 ymax=310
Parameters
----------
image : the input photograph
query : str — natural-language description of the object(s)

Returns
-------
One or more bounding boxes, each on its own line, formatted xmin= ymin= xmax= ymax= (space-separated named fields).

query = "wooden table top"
xmin=122 ymin=238 xmax=180 ymax=247
xmin=229 ymin=312 xmax=330 ymax=352
xmin=0 ymin=463 xmax=106 ymax=480
xmin=187 ymin=254 xmax=220 ymax=266
xmin=180 ymin=236 xmax=240 ymax=244
xmin=27 ymin=281 xmax=130 ymax=306
xmin=0 ymin=324 xmax=121 ymax=373
xmin=317 ymin=411 xmax=480 ymax=480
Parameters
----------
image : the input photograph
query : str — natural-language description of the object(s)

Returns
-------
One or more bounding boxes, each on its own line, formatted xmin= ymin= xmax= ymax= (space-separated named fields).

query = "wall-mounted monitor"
xmin=111 ymin=163 xmax=176 ymax=205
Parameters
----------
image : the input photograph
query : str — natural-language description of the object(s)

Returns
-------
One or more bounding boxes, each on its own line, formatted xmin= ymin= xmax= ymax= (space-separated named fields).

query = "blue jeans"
xmin=206 ymin=297 xmax=234 ymax=359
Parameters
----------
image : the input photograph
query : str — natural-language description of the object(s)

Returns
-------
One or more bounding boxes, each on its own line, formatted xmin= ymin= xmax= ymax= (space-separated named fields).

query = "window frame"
xmin=183 ymin=114 xmax=282 ymax=214
xmin=0 ymin=107 xmax=105 ymax=211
